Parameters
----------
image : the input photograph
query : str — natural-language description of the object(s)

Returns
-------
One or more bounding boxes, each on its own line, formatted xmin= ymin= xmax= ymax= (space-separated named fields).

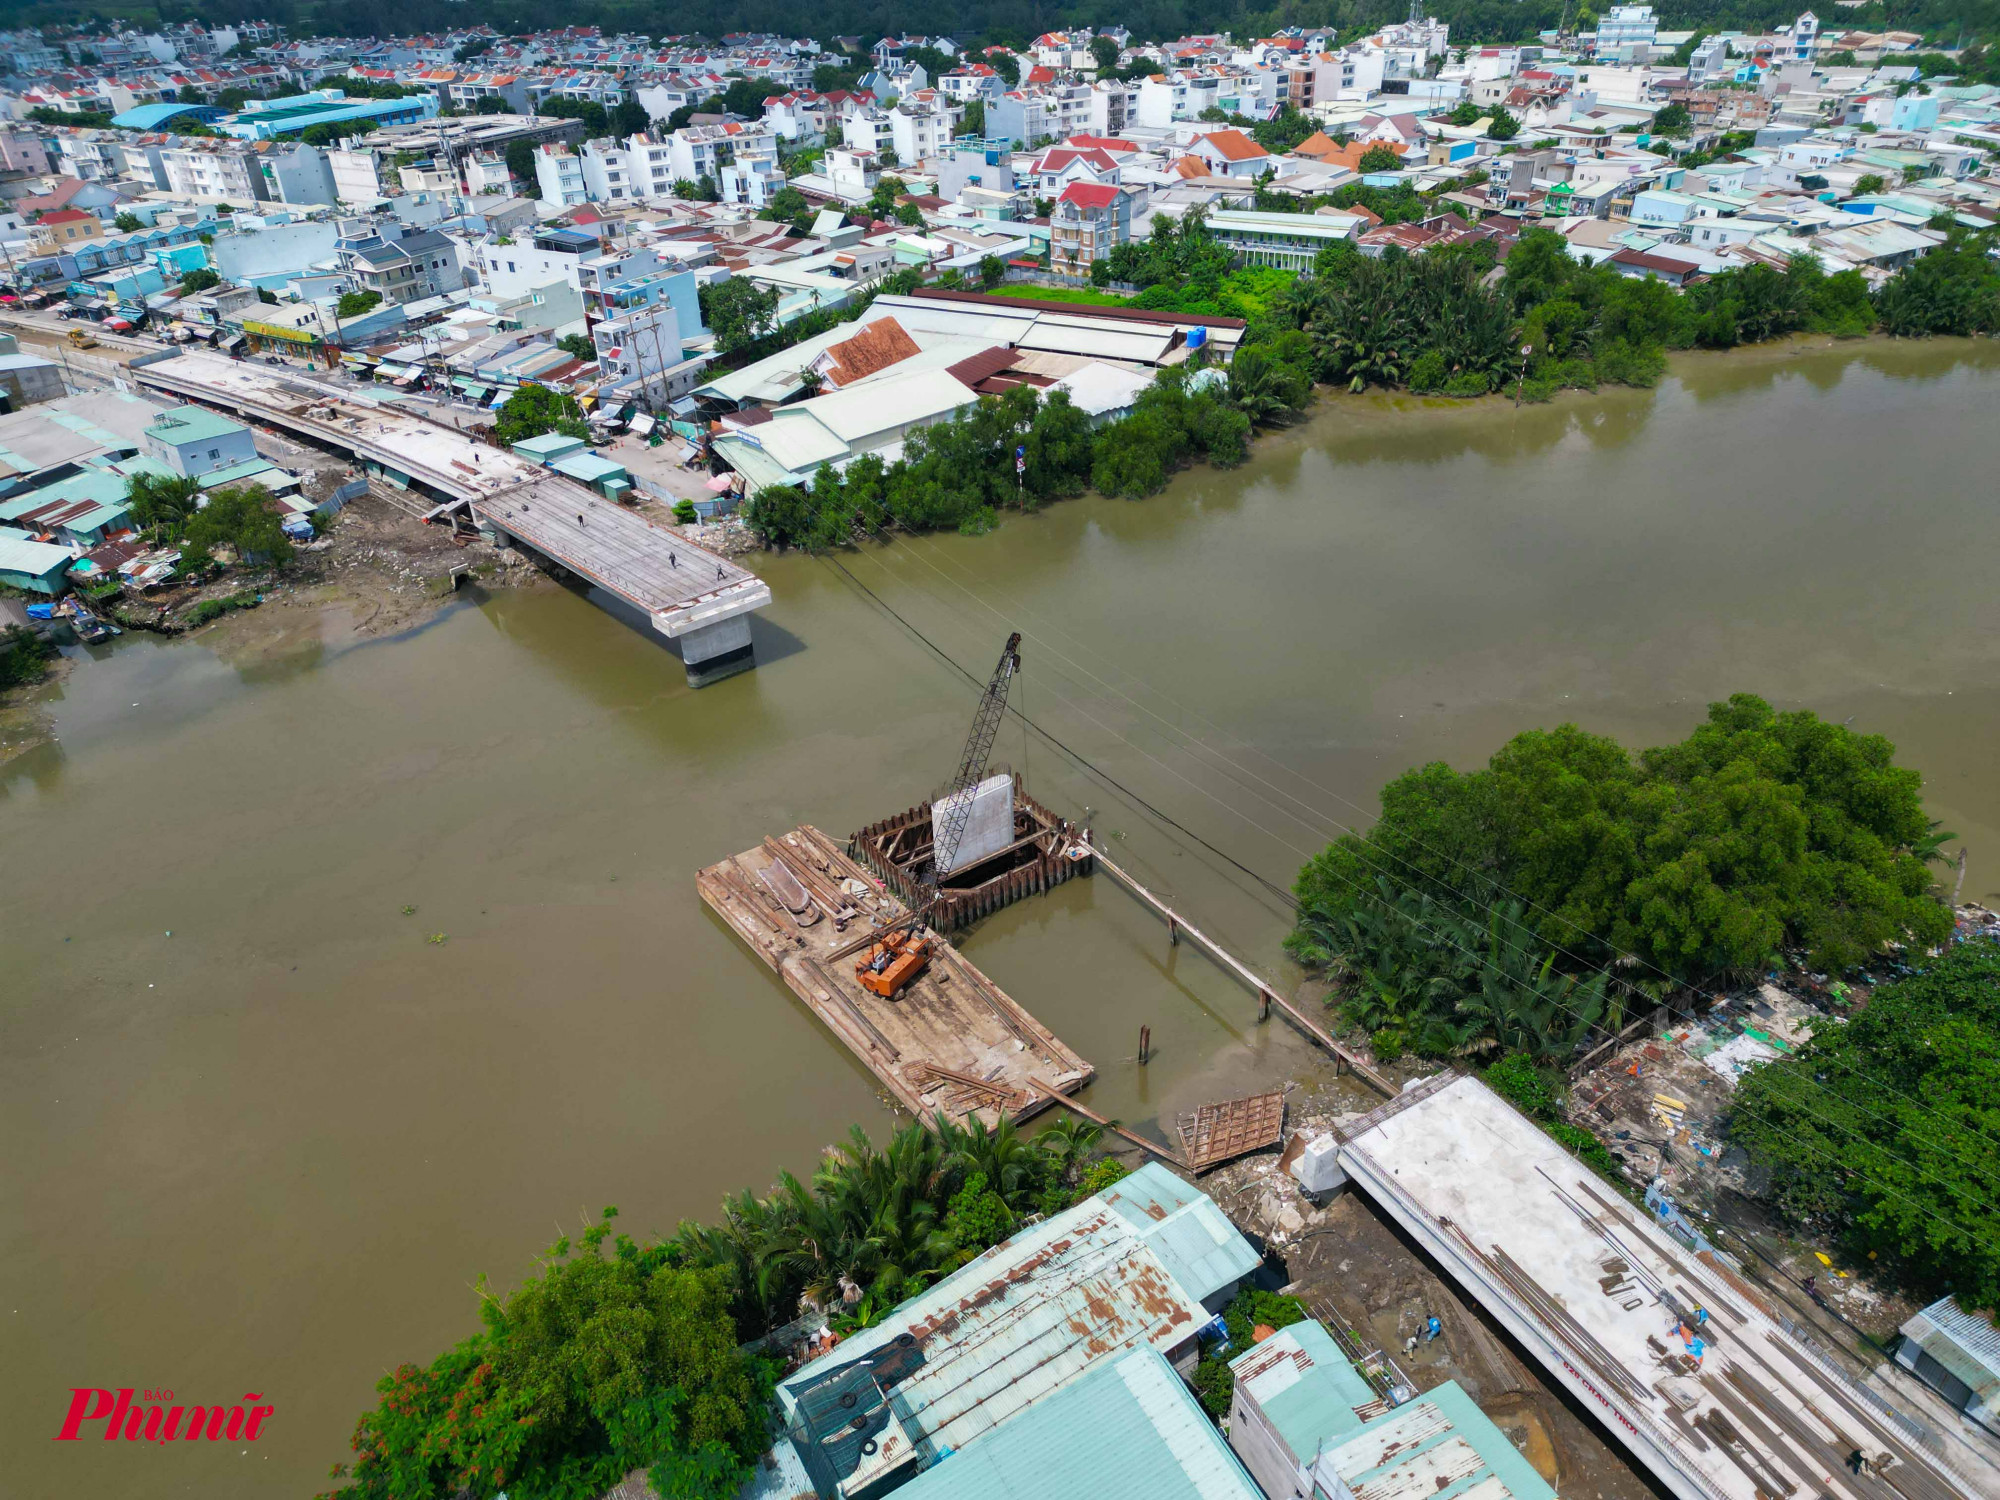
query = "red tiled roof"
xmin=1193 ymin=128 xmax=1268 ymax=162
xmin=1057 ymin=181 xmax=1120 ymax=209
xmin=819 ymin=316 xmax=921 ymax=386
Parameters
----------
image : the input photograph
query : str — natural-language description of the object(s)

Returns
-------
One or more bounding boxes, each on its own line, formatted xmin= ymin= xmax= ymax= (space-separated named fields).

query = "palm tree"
xmin=1227 ymin=345 xmax=1284 ymax=423
xmin=124 ymin=471 xmax=202 ymax=535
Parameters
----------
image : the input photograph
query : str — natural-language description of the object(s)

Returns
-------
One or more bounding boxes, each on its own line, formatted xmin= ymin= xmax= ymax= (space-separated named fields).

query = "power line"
xmin=879 ymin=526 xmax=2000 ymax=1165
xmin=734 ymin=407 xmax=2000 ymax=1184
xmin=822 ymin=553 xmax=1299 ymax=913
xmin=823 ymin=539 xmax=2000 ymax=1234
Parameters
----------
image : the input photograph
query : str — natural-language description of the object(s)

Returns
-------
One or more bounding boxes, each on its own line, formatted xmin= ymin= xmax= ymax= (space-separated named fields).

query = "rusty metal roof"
xmin=781 ymin=1177 xmax=1239 ymax=1484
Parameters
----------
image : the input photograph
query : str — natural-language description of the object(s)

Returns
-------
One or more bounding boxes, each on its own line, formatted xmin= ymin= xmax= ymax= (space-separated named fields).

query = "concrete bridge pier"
xmin=672 ymin=614 xmax=756 ymax=687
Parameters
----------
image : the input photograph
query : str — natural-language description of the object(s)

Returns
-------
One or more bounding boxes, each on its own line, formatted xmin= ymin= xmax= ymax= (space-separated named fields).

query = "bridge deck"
xmin=133 ymin=352 xmax=768 ymax=635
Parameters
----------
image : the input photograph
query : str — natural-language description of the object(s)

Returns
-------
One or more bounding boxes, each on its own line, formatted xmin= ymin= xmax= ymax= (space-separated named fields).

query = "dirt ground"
xmin=1560 ymin=916 xmax=2000 ymax=1351
xmin=1174 ymin=1078 xmax=1670 ymax=1500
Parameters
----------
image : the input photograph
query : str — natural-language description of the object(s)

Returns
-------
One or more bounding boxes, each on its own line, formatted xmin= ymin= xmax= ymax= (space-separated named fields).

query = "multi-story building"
xmin=257 ymin=142 xmax=338 ymax=206
xmin=937 ymin=63 xmax=1005 ymax=102
xmin=664 ymin=121 xmax=775 ymax=184
xmin=0 ymin=131 xmax=51 ymax=175
xmin=719 ymin=150 xmax=783 ymax=208
xmin=1049 ymin=181 xmax=1129 ymax=274
xmin=823 ymin=146 xmax=880 ymax=203
xmin=889 ymin=97 xmax=956 ymax=164
xmin=1595 ymin=5 xmax=1660 ymax=58
xmin=533 ymin=144 xmax=589 ymax=206
xmin=336 ymin=220 xmax=466 ymax=304
xmin=160 ymin=142 xmax=268 ymax=202
xmin=577 ymin=137 xmax=632 ymax=202
xmin=326 ymin=146 xmax=385 ymax=204
xmin=988 ymin=90 xmax=1053 ymax=148
xmin=446 ymin=71 xmax=531 ymax=113
xmin=26 ymin=209 xmax=104 ymax=254
xmin=463 ymin=153 xmax=514 ymax=196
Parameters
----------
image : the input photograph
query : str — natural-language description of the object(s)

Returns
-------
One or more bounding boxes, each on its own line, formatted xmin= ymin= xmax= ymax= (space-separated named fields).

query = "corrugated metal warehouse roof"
xmin=891 ymin=1346 xmax=1265 ymax=1500
xmin=778 ymin=1167 xmax=1258 ymax=1497
xmin=1100 ymin=1162 xmax=1265 ymax=1310
xmin=1307 ymin=1381 xmax=1556 ymax=1500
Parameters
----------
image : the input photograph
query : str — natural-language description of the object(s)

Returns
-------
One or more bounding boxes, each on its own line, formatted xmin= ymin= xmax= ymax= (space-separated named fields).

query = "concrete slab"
xmin=132 ymin=352 xmax=770 ymax=653
xmin=1337 ymin=1074 xmax=1979 ymax=1500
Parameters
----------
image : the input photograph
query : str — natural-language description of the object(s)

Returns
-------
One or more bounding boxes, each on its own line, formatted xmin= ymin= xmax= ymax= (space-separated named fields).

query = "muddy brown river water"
xmin=7 ymin=337 xmax=2000 ymax=1497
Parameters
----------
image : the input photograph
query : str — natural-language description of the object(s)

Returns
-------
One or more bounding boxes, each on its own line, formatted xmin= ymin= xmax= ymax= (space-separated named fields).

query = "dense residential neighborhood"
xmin=0 ymin=11 xmax=1995 ymax=559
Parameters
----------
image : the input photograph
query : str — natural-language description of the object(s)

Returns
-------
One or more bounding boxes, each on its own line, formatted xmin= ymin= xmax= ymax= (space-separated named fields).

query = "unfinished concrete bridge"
xmin=132 ymin=351 xmax=771 ymax=684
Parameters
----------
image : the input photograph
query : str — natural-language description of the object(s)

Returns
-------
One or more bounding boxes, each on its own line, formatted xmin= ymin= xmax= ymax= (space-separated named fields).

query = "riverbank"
xmin=741 ymin=329 xmax=1997 ymax=554
xmin=10 ymin=341 xmax=2000 ymax=1498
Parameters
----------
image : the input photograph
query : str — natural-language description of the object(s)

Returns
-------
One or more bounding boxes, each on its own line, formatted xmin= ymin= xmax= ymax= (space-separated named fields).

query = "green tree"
xmin=557 ymin=332 xmax=597 ymax=362
xmin=867 ymin=175 xmax=908 ymax=218
xmin=179 ymin=267 xmax=220 ymax=295
xmin=699 ymin=278 xmax=782 ymax=354
xmin=1090 ymin=35 xmax=1122 ymax=74
xmin=505 ymin=136 xmax=537 ymax=187
xmin=1291 ymin=695 xmax=1955 ymax=991
xmin=536 ymin=95 xmax=609 ymax=135
xmin=1227 ymin=339 xmax=1312 ymax=423
xmin=125 ymin=471 xmax=203 ymax=534
xmin=114 ymin=211 xmax=143 ymax=233
xmin=1851 ymin=173 xmax=1888 ymax=196
xmin=609 ymin=96 xmax=649 ymax=137
xmin=978 ymin=254 xmax=1005 ymax=289
xmin=335 ymin=289 xmax=382 ymax=320
xmin=494 ymin=384 xmax=588 ymax=446
xmin=1650 ymin=101 xmax=1692 ymax=135
xmin=1357 ymin=144 xmax=1403 ymax=173
xmin=1486 ymin=106 xmax=1520 ymax=141
xmin=1731 ymin=940 xmax=2000 ymax=1310
xmin=323 ymin=1210 xmax=769 ymax=1500
xmin=185 ymin=484 xmax=293 ymax=570
xmin=959 ymin=99 xmax=985 ymax=137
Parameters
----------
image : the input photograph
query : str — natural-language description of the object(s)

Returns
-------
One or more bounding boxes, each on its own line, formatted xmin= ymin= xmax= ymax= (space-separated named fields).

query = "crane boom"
xmin=930 ymin=631 xmax=1022 ymax=882
xmin=855 ymin=631 xmax=1022 ymax=1001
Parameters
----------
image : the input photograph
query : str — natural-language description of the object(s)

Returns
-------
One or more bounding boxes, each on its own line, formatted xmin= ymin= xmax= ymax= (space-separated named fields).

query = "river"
xmin=7 ymin=336 xmax=2000 ymax=1497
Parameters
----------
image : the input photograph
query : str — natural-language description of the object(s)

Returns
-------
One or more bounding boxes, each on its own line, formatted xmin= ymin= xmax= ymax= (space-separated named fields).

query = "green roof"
xmin=0 ymin=466 xmax=129 ymax=523
xmin=196 ymin=457 xmax=286 ymax=490
xmin=892 ymin=1346 xmax=1263 ymax=1500
xmin=510 ymin=431 xmax=587 ymax=461
xmin=1228 ymin=1321 xmax=1377 ymax=1458
xmin=145 ymin=405 xmax=249 ymax=446
xmin=0 ymin=530 xmax=75 ymax=579
xmin=549 ymin=452 xmax=628 ymax=484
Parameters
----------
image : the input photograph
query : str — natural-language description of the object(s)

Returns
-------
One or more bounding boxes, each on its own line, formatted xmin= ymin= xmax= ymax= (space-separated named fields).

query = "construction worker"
xmin=1424 ymin=1315 xmax=1442 ymax=1345
xmin=1846 ymin=1449 xmax=1865 ymax=1476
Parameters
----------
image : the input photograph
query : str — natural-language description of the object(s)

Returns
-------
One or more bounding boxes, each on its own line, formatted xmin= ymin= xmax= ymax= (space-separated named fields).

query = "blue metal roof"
xmin=110 ymin=102 xmax=224 ymax=130
xmin=892 ymin=1346 xmax=1264 ymax=1500
xmin=1098 ymin=1162 xmax=1263 ymax=1308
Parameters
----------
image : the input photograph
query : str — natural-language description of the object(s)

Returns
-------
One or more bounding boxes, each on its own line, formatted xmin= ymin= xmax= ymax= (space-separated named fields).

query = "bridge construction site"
xmin=699 ymin=631 xmax=1391 ymax=1147
xmin=129 ymin=350 xmax=771 ymax=684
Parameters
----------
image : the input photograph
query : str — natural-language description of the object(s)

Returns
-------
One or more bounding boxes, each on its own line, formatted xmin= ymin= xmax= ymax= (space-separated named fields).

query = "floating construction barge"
xmin=698 ymin=818 xmax=1094 ymax=1126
